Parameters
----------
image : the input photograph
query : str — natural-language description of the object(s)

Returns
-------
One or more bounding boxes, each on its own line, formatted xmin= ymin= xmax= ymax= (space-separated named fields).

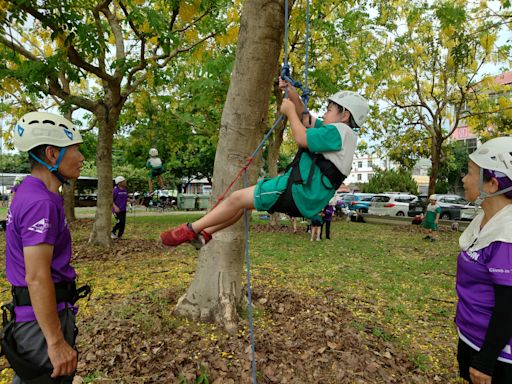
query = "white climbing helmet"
xmin=14 ymin=111 xmax=83 ymax=151
xmin=149 ymin=148 xmax=158 ymax=157
xmin=328 ymin=91 xmax=369 ymax=128
xmin=114 ymin=176 xmax=126 ymax=185
xmin=469 ymin=137 xmax=512 ymax=180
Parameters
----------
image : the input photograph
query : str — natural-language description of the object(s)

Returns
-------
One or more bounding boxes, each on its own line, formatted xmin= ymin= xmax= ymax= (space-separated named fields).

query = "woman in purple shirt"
xmin=456 ymin=137 xmax=512 ymax=384
xmin=111 ymin=176 xmax=128 ymax=239
xmin=4 ymin=111 xmax=85 ymax=383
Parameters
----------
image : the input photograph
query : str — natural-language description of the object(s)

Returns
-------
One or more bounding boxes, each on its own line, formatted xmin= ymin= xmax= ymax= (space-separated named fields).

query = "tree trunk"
xmin=88 ymin=106 xmax=116 ymax=246
xmin=428 ymin=133 xmax=443 ymax=196
xmin=174 ymin=0 xmax=286 ymax=333
xmin=62 ymin=179 xmax=76 ymax=222
xmin=62 ymin=110 xmax=76 ymax=222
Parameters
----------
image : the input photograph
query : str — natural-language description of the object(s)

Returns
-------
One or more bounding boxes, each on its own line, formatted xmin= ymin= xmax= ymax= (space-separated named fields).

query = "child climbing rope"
xmin=146 ymin=148 xmax=164 ymax=194
xmin=160 ymin=78 xmax=369 ymax=248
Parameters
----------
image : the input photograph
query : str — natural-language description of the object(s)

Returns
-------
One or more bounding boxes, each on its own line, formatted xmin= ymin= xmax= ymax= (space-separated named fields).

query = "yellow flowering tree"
xmin=369 ymin=0 xmax=511 ymax=195
xmin=0 ymin=0 xmax=231 ymax=245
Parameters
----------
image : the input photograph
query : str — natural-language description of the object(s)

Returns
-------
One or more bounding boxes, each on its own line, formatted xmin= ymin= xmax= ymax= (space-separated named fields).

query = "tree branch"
xmin=0 ymin=33 xmax=39 ymax=61
xmin=123 ymin=32 xmax=216 ymax=96
xmin=98 ymin=2 xmax=125 ymax=81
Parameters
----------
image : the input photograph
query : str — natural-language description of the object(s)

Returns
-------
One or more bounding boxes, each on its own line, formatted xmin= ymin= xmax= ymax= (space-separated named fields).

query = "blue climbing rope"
xmin=242 ymin=0 xmax=311 ymax=382
xmin=243 ymin=172 xmax=257 ymax=384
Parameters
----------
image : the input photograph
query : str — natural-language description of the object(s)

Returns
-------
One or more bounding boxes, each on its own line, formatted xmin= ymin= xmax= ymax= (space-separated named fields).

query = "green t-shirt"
xmin=291 ymin=120 xmax=343 ymax=218
xmin=424 ymin=204 xmax=441 ymax=225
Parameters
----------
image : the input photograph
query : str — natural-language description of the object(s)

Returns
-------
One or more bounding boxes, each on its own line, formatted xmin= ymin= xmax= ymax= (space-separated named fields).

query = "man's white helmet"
xmin=114 ymin=176 xmax=126 ymax=185
xmin=469 ymin=137 xmax=512 ymax=180
xmin=149 ymin=148 xmax=158 ymax=157
xmin=14 ymin=111 xmax=83 ymax=151
xmin=328 ymin=91 xmax=369 ymax=128
xmin=429 ymin=194 xmax=437 ymax=201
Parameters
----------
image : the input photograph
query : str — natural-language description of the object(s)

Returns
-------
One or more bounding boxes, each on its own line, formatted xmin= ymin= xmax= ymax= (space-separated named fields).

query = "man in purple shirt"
xmin=456 ymin=137 xmax=512 ymax=384
xmin=111 ymin=176 xmax=128 ymax=239
xmin=4 ymin=111 xmax=85 ymax=383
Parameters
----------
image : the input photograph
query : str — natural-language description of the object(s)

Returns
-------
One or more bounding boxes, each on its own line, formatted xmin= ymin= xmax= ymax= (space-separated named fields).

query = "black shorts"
xmin=457 ymin=338 xmax=512 ymax=383
xmin=151 ymin=169 xmax=163 ymax=178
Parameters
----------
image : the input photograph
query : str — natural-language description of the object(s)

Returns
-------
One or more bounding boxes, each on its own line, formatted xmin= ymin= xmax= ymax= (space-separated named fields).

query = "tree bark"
xmin=428 ymin=132 xmax=443 ymax=196
xmin=88 ymin=105 xmax=116 ymax=246
xmin=62 ymin=109 xmax=76 ymax=222
xmin=174 ymin=0 xmax=286 ymax=333
xmin=62 ymin=179 xmax=76 ymax=222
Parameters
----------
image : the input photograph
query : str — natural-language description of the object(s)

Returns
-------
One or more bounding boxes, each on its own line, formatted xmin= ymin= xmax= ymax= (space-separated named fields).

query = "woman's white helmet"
xmin=149 ymin=148 xmax=158 ymax=157
xmin=469 ymin=137 xmax=512 ymax=206
xmin=114 ymin=176 xmax=126 ymax=185
xmin=328 ymin=91 xmax=369 ymax=128
xmin=14 ymin=111 xmax=83 ymax=151
xmin=469 ymin=137 xmax=512 ymax=180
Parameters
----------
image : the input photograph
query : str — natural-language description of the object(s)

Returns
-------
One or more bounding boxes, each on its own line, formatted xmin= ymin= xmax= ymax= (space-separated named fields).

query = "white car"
xmin=461 ymin=205 xmax=482 ymax=221
xmin=369 ymin=193 xmax=418 ymax=217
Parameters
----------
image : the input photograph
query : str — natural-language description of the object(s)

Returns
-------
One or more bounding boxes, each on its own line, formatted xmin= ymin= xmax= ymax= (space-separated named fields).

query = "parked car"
xmin=407 ymin=195 xmax=429 ymax=217
xmin=409 ymin=194 xmax=474 ymax=220
xmin=341 ymin=193 xmax=375 ymax=213
xmin=369 ymin=193 xmax=418 ymax=216
xmin=431 ymin=194 xmax=473 ymax=220
xmin=460 ymin=205 xmax=482 ymax=221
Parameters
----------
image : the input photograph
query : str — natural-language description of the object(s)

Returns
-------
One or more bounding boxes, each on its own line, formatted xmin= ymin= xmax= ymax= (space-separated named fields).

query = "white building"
xmin=345 ymin=153 xmax=397 ymax=185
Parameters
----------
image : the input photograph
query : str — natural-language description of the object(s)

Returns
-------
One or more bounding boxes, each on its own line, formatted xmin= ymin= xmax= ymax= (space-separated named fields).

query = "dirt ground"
xmin=70 ymin=224 xmax=441 ymax=383
xmin=76 ymin=267 xmax=434 ymax=383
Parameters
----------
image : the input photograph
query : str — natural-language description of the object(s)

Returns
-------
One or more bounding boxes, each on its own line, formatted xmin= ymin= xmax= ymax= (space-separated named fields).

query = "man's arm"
xmin=24 ymin=244 xmax=77 ymax=378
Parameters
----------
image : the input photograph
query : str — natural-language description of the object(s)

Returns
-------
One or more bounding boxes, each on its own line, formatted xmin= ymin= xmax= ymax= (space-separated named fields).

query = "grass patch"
xmin=0 ymin=212 xmax=462 ymax=382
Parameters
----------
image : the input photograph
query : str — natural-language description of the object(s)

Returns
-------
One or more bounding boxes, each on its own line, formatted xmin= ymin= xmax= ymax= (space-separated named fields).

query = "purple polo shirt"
xmin=455 ymin=241 xmax=512 ymax=363
xmin=5 ymin=176 xmax=76 ymax=322
xmin=113 ymin=186 xmax=128 ymax=212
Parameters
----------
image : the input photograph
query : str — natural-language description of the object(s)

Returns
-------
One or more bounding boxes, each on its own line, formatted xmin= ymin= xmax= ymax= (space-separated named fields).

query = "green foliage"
xmin=368 ymin=1 xmax=510 ymax=194
xmin=79 ymin=131 xmax=98 ymax=164
xmin=112 ymin=163 xmax=163 ymax=194
xmin=117 ymin=52 xmax=233 ymax=181
xmin=0 ymin=153 xmax=30 ymax=173
xmin=435 ymin=141 xmax=469 ymax=194
xmin=362 ymin=169 xmax=418 ymax=194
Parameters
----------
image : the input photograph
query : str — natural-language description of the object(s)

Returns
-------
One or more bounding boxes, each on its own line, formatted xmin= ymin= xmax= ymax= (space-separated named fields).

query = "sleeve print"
xmin=20 ymin=200 xmax=59 ymax=247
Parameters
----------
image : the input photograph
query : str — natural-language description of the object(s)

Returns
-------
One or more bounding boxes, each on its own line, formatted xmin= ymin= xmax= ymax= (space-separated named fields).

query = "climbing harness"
xmin=1 ymin=282 xmax=91 ymax=383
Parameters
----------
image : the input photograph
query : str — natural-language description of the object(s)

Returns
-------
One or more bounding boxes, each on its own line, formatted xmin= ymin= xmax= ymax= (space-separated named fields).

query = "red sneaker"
xmin=161 ymin=223 xmax=197 ymax=247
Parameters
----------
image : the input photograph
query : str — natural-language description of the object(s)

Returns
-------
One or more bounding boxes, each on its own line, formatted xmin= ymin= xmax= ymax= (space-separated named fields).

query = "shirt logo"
xmin=466 ymin=249 xmax=480 ymax=261
xmin=28 ymin=218 xmax=51 ymax=234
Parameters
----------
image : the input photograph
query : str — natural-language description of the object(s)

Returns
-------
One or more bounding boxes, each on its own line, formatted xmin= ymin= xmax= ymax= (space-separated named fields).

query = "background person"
xmin=4 ymin=111 xmax=85 ymax=383
xmin=112 ymin=176 xmax=128 ymax=240
xmin=146 ymin=148 xmax=164 ymax=194
xmin=455 ymin=137 xmax=512 ymax=384
xmin=423 ymin=195 xmax=440 ymax=241
xmin=320 ymin=203 xmax=334 ymax=240
xmin=310 ymin=212 xmax=323 ymax=241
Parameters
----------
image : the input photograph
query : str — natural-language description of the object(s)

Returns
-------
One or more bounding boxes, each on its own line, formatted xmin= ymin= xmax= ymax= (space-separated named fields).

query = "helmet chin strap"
xmin=474 ymin=167 xmax=512 ymax=207
xmin=29 ymin=147 xmax=69 ymax=185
